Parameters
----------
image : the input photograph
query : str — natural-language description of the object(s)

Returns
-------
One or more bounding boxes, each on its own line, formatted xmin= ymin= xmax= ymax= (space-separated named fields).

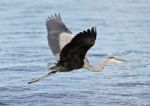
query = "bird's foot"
xmin=28 ymin=78 xmax=40 ymax=84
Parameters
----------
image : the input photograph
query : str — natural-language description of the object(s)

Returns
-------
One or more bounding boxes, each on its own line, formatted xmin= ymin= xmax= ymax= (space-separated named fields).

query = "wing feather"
xmin=46 ymin=14 xmax=73 ymax=60
xmin=58 ymin=27 xmax=97 ymax=70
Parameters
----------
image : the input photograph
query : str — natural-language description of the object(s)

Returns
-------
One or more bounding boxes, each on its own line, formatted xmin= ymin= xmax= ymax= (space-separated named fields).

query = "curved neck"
xmin=83 ymin=59 xmax=108 ymax=72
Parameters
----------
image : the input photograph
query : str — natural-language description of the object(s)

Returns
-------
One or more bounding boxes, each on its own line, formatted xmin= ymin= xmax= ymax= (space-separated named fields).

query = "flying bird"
xmin=28 ymin=14 xmax=127 ymax=84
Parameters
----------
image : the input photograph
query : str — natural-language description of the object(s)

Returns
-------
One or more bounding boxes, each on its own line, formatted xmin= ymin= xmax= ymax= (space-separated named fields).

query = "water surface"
xmin=0 ymin=0 xmax=150 ymax=106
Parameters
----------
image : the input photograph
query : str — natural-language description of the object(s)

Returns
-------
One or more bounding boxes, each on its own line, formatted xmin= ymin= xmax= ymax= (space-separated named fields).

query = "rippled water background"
xmin=0 ymin=0 xmax=150 ymax=106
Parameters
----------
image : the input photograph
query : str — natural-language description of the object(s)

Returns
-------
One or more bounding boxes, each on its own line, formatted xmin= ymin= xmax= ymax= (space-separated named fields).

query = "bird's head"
xmin=105 ymin=54 xmax=128 ymax=64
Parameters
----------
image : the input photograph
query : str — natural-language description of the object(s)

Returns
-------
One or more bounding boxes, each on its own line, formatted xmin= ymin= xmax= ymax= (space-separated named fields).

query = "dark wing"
xmin=58 ymin=27 xmax=97 ymax=71
xmin=46 ymin=14 xmax=72 ymax=60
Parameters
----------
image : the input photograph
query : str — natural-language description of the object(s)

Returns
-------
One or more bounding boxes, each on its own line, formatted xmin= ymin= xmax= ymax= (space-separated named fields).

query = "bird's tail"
xmin=49 ymin=65 xmax=61 ymax=70
xmin=48 ymin=63 xmax=62 ymax=71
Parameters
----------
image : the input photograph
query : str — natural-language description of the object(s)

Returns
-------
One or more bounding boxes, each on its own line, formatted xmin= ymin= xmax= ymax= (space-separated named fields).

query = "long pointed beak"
xmin=108 ymin=55 xmax=128 ymax=64
xmin=118 ymin=58 xmax=128 ymax=64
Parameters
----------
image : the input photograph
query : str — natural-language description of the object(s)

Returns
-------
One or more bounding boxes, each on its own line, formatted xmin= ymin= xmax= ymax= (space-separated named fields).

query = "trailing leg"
xmin=28 ymin=70 xmax=57 ymax=84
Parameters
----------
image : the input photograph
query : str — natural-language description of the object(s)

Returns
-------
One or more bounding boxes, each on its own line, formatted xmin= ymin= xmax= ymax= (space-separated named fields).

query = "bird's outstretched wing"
xmin=46 ymin=14 xmax=74 ymax=60
xmin=58 ymin=27 xmax=97 ymax=71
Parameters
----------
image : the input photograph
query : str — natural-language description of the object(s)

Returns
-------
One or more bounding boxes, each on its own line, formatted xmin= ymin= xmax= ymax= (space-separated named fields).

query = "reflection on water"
xmin=0 ymin=0 xmax=150 ymax=106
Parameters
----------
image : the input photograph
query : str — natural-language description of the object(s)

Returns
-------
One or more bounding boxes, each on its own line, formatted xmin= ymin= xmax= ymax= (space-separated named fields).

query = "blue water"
xmin=0 ymin=0 xmax=150 ymax=106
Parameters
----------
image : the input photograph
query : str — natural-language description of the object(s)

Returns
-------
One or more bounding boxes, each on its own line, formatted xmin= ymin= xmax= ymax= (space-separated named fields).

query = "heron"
xmin=28 ymin=14 xmax=127 ymax=84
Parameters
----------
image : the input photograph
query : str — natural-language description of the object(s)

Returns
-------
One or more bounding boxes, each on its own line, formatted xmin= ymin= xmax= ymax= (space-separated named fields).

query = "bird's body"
xmin=57 ymin=27 xmax=96 ymax=71
xmin=46 ymin=14 xmax=96 ymax=72
xmin=28 ymin=14 xmax=127 ymax=84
